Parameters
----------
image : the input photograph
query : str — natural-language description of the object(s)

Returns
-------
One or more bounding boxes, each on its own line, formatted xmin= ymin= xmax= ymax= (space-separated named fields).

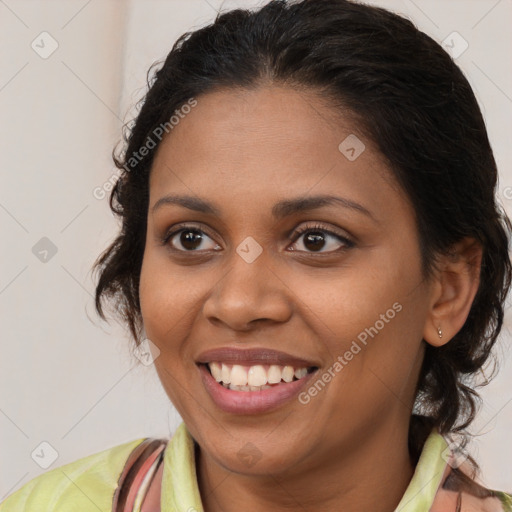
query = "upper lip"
xmin=196 ymin=347 xmax=319 ymax=368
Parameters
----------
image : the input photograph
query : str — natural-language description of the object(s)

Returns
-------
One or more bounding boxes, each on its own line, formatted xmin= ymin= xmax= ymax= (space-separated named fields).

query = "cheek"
xmin=139 ymin=254 xmax=199 ymax=410
xmin=139 ymin=250 xmax=198 ymax=333
xmin=299 ymin=255 xmax=426 ymax=381
xmin=296 ymin=263 xmax=401 ymax=340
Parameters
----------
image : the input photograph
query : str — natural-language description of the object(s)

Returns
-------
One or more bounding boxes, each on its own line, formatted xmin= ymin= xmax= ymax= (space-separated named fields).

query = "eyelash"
xmin=290 ymin=222 xmax=355 ymax=252
xmin=161 ymin=222 xmax=355 ymax=255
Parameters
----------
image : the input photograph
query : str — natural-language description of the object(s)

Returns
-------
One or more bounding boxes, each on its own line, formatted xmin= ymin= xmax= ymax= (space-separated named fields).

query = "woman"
xmin=1 ymin=0 xmax=511 ymax=510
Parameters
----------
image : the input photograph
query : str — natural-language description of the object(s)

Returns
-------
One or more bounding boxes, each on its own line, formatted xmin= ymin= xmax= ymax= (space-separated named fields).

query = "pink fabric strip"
xmin=123 ymin=443 xmax=166 ymax=512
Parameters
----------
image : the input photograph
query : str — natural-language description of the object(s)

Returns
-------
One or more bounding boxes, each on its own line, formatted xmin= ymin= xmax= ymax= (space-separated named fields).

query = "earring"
xmin=437 ymin=326 xmax=443 ymax=338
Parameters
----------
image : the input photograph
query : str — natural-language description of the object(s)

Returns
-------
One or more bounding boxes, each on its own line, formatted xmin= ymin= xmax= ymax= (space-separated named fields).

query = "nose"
xmin=201 ymin=251 xmax=293 ymax=332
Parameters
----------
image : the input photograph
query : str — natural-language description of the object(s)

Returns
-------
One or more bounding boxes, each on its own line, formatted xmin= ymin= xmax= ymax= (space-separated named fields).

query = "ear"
xmin=422 ymin=237 xmax=483 ymax=347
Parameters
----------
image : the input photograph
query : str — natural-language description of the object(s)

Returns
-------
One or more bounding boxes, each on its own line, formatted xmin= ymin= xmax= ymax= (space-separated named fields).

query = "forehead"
xmin=149 ymin=85 xmax=407 ymax=220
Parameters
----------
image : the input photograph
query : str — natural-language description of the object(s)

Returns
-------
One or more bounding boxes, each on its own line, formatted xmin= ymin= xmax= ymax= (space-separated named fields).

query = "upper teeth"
xmin=207 ymin=362 xmax=309 ymax=386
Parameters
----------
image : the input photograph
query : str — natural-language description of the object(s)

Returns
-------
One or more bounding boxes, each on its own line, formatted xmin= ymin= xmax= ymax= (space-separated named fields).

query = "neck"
xmin=196 ymin=419 xmax=416 ymax=512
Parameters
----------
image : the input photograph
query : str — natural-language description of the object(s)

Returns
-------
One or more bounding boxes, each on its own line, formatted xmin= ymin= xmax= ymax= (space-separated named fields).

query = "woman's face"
xmin=139 ymin=85 xmax=435 ymax=475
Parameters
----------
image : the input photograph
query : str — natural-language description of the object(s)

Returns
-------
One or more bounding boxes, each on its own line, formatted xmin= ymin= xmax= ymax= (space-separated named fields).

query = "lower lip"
xmin=198 ymin=363 xmax=318 ymax=414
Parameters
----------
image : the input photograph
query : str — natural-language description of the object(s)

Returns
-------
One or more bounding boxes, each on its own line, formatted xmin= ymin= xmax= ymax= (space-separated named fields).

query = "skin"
xmin=138 ymin=85 xmax=482 ymax=512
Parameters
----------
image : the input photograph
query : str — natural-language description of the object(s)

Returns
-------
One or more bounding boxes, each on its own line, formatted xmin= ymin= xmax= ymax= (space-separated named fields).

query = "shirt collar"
xmin=161 ymin=422 xmax=448 ymax=512
xmin=162 ymin=422 xmax=204 ymax=512
xmin=394 ymin=429 xmax=449 ymax=511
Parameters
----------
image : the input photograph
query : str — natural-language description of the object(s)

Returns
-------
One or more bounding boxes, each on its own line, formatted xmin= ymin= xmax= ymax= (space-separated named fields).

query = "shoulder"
xmin=431 ymin=456 xmax=512 ymax=512
xmin=0 ymin=437 xmax=147 ymax=512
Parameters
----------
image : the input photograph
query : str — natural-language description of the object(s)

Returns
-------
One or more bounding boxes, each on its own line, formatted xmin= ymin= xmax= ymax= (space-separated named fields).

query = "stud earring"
xmin=437 ymin=326 xmax=443 ymax=338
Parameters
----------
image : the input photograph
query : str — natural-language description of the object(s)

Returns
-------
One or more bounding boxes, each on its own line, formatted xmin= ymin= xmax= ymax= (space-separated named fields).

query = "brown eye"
xmin=163 ymin=224 xmax=221 ymax=252
xmin=289 ymin=223 xmax=354 ymax=254
xmin=175 ymin=229 xmax=204 ymax=251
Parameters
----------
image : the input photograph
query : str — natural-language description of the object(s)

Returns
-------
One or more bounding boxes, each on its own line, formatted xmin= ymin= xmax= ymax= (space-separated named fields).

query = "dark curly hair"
xmin=92 ymin=0 xmax=512 ymax=480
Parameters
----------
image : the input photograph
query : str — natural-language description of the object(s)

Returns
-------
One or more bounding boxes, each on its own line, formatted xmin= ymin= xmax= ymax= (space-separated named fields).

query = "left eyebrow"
xmin=151 ymin=194 xmax=378 ymax=224
xmin=271 ymin=195 xmax=378 ymax=223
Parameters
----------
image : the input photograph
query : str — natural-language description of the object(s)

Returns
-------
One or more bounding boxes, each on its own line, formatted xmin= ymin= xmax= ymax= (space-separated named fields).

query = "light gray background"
xmin=1 ymin=0 xmax=511 ymax=498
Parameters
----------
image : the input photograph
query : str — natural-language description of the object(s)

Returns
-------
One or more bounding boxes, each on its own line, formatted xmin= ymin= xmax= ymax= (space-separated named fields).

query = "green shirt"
xmin=1 ymin=422 xmax=510 ymax=511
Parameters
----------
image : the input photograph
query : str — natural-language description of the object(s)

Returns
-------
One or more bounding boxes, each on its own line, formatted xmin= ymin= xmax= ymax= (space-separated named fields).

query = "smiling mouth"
xmin=202 ymin=362 xmax=318 ymax=391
